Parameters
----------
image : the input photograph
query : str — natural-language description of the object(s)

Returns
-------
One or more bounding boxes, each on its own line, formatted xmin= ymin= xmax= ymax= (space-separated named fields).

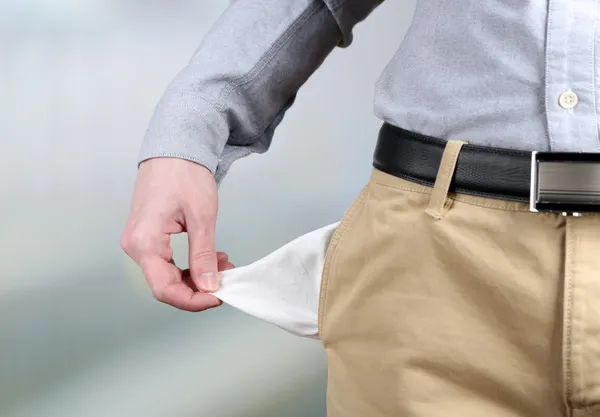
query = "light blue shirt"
xmin=139 ymin=0 xmax=600 ymax=183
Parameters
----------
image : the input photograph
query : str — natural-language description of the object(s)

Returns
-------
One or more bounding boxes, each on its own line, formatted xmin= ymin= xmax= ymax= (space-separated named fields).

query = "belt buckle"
xmin=530 ymin=152 xmax=600 ymax=215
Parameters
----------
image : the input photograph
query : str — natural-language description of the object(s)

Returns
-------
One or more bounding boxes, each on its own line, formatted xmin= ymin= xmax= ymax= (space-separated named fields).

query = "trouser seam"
xmin=318 ymin=184 xmax=371 ymax=339
xmin=564 ymin=218 xmax=575 ymax=409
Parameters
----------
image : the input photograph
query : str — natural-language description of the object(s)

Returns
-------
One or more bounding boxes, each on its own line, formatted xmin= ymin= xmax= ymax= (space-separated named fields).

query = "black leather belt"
xmin=373 ymin=123 xmax=600 ymax=213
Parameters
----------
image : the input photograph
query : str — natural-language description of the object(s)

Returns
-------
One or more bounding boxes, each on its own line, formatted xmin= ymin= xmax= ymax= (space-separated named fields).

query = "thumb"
xmin=188 ymin=221 xmax=220 ymax=293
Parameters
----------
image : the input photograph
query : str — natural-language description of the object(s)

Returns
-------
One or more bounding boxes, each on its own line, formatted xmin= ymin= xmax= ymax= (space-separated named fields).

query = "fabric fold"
xmin=214 ymin=222 xmax=339 ymax=339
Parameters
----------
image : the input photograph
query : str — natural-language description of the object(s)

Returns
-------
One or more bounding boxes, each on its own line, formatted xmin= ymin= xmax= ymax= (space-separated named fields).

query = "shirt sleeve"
xmin=138 ymin=0 xmax=382 ymax=184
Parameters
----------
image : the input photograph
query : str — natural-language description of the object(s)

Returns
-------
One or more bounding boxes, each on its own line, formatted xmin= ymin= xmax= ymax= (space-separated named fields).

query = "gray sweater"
xmin=139 ymin=0 xmax=600 ymax=183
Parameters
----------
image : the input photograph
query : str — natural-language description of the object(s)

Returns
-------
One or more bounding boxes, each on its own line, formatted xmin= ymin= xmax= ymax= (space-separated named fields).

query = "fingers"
xmin=120 ymin=225 xmax=173 ymax=267
xmin=141 ymin=256 xmax=222 ymax=312
xmin=187 ymin=219 xmax=220 ymax=293
xmin=218 ymin=257 xmax=235 ymax=271
xmin=121 ymin=158 xmax=224 ymax=309
xmin=217 ymin=252 xmax=235 ymax=270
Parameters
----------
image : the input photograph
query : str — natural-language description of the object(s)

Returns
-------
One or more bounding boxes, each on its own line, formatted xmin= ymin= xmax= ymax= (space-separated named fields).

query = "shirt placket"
xmin=545 ymin=0 xmax=600 ymax=152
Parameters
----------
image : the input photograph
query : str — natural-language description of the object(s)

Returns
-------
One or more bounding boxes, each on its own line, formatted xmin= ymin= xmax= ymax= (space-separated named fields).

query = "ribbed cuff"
xmin=138 ymin=92 xmax=228 ymax=175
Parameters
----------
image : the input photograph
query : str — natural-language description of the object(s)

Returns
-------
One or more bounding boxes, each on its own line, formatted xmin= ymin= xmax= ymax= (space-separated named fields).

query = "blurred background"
xmin=0 ymin=1 xmax=415 ymax=416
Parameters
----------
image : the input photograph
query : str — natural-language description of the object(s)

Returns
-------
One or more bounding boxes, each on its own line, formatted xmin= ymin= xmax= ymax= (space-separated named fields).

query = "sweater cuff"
xmin=137 ymin=92 xmax=228 ymax=175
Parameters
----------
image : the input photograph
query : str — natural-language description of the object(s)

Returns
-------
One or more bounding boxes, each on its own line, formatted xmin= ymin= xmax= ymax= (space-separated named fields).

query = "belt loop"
xmin=426 ymin=140 xmax=468 ymax=220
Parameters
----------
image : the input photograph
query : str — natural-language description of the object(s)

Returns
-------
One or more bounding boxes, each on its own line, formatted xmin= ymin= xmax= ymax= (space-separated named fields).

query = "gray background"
xmin=0 ymin=1 xmax=416 ymax=416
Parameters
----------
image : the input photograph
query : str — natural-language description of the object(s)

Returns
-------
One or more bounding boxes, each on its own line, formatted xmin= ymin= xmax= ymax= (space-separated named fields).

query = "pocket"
xmin=216 ymin=222 xmax=339 ymax=339
xmin=317 ymin=183 xmax=372 ymax=337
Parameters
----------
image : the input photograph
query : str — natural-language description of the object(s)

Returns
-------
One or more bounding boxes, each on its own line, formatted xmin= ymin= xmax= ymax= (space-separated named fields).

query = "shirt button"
xmin=559 ymin=89 xmax=578 ymax=109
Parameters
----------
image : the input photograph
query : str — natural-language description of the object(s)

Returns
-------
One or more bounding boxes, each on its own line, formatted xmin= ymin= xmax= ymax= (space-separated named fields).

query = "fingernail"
xmin=199 ymin=272 xmax=220 ymax=292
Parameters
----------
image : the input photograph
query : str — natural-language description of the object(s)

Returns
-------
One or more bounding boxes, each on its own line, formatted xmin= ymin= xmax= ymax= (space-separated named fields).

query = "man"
xmin=121 ymin=1 xmax=600 ymax=416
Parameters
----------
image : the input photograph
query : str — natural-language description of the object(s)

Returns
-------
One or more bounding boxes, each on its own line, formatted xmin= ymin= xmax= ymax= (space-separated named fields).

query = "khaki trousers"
xmin=319 ymin=141 xmax=600 ymax=417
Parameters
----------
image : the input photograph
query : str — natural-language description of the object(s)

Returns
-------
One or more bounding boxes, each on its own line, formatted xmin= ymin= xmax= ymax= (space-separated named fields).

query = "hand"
xmin=120 ymin=158 xmax=231 ymax=312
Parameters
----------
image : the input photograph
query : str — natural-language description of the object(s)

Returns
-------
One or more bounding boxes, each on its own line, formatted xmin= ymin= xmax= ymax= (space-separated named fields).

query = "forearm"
xmin=139 ymin=0 xmax=381 ymax=183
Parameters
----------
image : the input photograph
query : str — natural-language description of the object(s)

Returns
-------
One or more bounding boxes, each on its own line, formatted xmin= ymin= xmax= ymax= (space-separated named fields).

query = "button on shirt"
xmin=138 ymin=0 xmax=600 ymax=184
xmin=559 ymin=90 xmax=579 ymax=110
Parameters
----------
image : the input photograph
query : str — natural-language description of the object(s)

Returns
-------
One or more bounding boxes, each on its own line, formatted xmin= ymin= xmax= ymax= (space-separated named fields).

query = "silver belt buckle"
xmin=530 ymin=152 xmax=600 ymax=216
